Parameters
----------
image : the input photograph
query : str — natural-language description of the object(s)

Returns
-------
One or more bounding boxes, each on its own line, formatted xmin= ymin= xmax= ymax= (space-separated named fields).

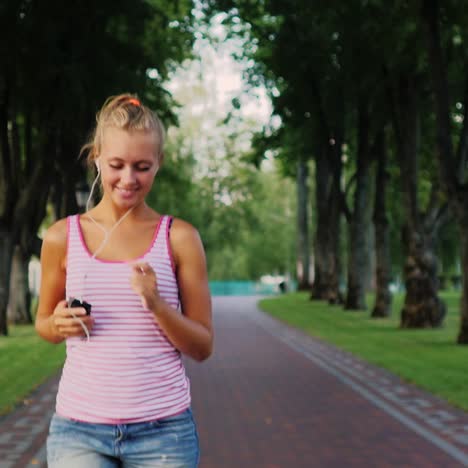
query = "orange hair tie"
xmin=128 ymin=98 xmax=141 ymax=106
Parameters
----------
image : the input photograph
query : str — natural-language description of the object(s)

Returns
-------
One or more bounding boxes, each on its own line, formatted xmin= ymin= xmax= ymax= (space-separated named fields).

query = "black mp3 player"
xmin=69 ymin=298 xmax=92 ymax=315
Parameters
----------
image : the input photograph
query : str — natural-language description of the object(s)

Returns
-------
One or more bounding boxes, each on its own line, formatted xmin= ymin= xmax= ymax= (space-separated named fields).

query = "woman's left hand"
xmin=130 ymin=262 xmax=161 ymax=311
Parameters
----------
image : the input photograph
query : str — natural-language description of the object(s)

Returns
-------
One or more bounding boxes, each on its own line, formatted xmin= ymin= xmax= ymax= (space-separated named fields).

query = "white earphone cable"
xmin=70 ymin=164 xmax=134 ymax=342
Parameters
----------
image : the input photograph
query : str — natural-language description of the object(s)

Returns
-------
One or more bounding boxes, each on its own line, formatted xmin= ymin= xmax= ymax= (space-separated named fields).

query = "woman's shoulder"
xmin=42 ymin=217 xmax=68 ymax=250
xmin=169 ymin=217 xmax=200 ymax=241
xmin=168 ymin=217 xmax=204 ymax=262
xmin=39 ymin=218 xmax=69 ymax=270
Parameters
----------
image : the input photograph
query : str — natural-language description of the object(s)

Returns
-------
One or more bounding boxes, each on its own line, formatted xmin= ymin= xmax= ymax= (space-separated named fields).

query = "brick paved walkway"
xmin=1 ymin=296 xmax=468 ymax=467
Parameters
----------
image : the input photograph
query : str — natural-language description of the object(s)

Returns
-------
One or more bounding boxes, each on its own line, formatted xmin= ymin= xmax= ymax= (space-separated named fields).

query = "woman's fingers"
xmin=131 ymin=262 xmax=157 ymax=290
xmin=130 ymin=262 xmax=160 ymax=311
xmin=52 ymin=300 xmax=94 ymax=338
xmin=132 ymin=262 xmax=155 ymax=276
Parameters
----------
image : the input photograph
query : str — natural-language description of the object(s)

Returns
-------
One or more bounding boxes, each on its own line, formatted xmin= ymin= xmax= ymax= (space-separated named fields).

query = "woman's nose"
xmin=121 ymin=167 xmax=136 ymax=184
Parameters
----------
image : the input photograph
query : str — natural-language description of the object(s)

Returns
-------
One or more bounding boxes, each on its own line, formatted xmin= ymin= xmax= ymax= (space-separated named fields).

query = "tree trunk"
xmin=345 ymin=97 xmax=372 ymax=310
xmin=371 ymin=131 xmax=392 ymax=317
xmin=311 ymin=219 xmax=331 ymax=299
xmin=389 ymin=74 xmax=446 ymax=328
xmin=326 ymin=120 xmax=345 ymax=305
xmin=458 ymin=220 xmax=468 ymax=342
xmin=345 ymin=218 xmax=370 ymax=310
xmin=311 ymin=147 xmax=332 ymax=300
xmin=308 ymin=74 xmax=345 ymax=303
xmin=296 ymin=157 xmax=310 ymax=290
xmin=372 ymin=221 xmax=391 ymax=317
xmin=326 ymin=181 xmax=343 ymax=304
xmin=400 ymin=226 xmax=446 ymax=327
xmin=0 ymin=224 xmax=14 ymax=335
xmin=422 ymin=0 xmax=468 ymax=342
xmin=311 ymin=141 xmax=344 ymax=303
xmin=7 ymin=245 xmax=32 ymax=324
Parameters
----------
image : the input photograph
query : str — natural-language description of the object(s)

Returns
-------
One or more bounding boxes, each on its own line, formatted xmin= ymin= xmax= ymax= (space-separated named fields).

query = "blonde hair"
xmin=81 ymin=93 xmax=165 ymax=166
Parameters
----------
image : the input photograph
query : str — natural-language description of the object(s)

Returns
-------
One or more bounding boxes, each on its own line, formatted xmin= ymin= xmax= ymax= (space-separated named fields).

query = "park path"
xmin=2 ymin=295 xmax=468 ymax=467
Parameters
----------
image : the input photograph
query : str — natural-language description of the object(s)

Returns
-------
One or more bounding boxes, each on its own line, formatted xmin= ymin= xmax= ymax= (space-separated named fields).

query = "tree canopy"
xmin=203 ymin=0 xmax=468 ymax=342
xmin=0 ymin=0 xmax=195 ymax=334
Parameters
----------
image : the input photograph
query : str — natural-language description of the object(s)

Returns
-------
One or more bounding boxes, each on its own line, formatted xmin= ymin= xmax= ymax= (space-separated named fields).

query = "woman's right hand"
xmin=50 ymin=300 xmax=94 ymax=339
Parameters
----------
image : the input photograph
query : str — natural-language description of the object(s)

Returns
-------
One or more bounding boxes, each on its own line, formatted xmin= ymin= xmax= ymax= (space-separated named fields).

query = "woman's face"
xmin=98 ymin=127 xmax=159 ymax=209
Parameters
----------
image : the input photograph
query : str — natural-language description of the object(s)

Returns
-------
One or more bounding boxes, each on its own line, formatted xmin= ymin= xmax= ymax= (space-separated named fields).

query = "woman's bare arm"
xmin=35 ymin=219 xmax=93 ymax=343
xmin=131 ymin=219 xmax=213 ymax=361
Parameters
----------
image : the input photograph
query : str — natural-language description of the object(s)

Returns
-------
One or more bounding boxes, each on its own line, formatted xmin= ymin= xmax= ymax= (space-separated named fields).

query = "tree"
xmin=371 ymin=129 xmax=392 ymax=318
xmin=204 ymin=0 xmax=347 ymax=302
xmin=295 ymin=155 xmax=310 ymax=289
xmin=422 ymin=0 xmax=468 ymax=341
xmin=204 ymin=0 xmax=460 ymax=332
xmin=0 ymin=0 xmax=195 ymax=334
xmin=389 ymin=73 xmax=447 ymax=328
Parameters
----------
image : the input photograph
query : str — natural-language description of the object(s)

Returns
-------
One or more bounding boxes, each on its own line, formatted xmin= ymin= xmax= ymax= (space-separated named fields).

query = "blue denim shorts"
xmin=47 ymin=408 xmax=199 ymax=468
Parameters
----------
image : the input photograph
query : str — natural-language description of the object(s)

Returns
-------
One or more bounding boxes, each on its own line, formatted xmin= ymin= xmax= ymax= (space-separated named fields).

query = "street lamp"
xmin=75 ymin=180 xmax=90 ymax=212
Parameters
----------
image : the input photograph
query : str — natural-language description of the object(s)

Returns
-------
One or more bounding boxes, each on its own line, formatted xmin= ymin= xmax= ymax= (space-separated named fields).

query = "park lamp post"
xmin=75 ymin=180 xmax=90 ymax=213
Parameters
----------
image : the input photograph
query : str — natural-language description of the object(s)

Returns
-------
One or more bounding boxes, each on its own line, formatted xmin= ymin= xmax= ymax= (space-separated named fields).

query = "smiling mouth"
xmin=116 ymin=187 xmax=138 ymax=196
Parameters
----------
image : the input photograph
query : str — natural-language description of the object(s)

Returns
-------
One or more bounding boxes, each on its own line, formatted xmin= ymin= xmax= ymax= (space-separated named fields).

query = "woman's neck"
xmin=88 ymin=199 xmax=149 ymax=226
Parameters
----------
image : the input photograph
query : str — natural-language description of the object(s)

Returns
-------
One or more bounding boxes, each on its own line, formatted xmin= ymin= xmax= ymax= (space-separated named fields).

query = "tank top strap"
xmin=158 ymin=214 xmax=169 ymax=236
xmin=67 ymin=214 xmax=79 ymax=235
xmin=67 ymin=214 xmax=86 ymax=256
xmin=153 ymin=215 xmax=173 ymax=245
xmin=149 ymin=215 xmax=176 ymax=273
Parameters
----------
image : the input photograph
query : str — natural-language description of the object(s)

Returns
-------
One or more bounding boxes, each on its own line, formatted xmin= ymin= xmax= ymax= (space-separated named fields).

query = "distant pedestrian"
xmin=35 ymin=93 xmax=213 ymax=467
xmin=279 ymin=280 xmax=287 ymax=293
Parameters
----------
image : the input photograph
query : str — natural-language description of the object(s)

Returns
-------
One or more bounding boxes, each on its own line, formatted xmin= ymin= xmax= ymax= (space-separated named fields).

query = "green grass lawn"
xmin=0 ymin=324 xmax=65 ymax=416
xmin=259 ymin=291 xmax=468 ymax=411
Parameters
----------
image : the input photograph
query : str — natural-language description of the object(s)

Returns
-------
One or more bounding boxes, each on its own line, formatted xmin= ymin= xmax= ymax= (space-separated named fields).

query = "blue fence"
xmin=209 ymin=281 xmax=294 ymax=296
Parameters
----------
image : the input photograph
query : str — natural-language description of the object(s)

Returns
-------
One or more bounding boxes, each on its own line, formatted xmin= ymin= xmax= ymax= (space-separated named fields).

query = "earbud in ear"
xmin=95 ymin=158 xmax=100 ymax=172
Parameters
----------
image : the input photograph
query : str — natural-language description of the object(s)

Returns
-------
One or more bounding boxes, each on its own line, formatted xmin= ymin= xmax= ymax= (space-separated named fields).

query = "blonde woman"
xmin=36 ymin=94 xmax=213 ymax=467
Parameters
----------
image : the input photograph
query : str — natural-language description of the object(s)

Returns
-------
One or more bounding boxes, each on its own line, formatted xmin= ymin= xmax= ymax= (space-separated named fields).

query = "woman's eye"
xmin=108 ymin=163 xmax=151 ymax=171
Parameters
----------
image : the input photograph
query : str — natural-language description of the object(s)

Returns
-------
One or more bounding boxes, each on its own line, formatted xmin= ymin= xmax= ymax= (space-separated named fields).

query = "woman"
xmin=35 ymin=94 xmax=213 ymax=467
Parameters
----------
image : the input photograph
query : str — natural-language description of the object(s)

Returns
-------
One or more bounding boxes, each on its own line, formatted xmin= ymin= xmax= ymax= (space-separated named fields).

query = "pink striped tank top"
xmin=56 ymin=214 xmax=191 ymax=424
